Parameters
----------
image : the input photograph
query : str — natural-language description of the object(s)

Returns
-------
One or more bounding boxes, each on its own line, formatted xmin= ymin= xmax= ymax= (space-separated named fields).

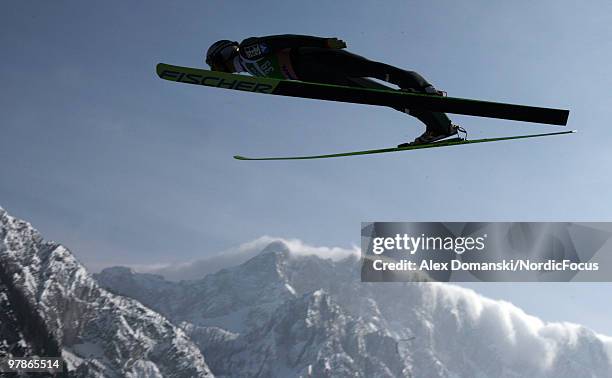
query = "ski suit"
xmin=236 ymin=34 xmax=452 ymax=134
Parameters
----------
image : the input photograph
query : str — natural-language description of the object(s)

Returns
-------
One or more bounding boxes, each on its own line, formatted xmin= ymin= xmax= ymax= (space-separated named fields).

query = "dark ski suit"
xmin=236 ymin=34 xmax=452 ymax=134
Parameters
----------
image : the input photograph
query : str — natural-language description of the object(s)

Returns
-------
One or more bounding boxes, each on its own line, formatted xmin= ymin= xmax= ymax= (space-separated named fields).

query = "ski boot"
xmin=423 ymin=85 xmax=447 ymax=97
xmin=398 ymin=124 xmax=463 ymax=148
xmin=400 ymin=85 xmax=446 ymax=97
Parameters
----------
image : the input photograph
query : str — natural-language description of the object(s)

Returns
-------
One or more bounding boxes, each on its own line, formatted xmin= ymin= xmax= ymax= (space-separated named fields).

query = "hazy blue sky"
xmin=2 ymin=1 xmax=612 ymax=333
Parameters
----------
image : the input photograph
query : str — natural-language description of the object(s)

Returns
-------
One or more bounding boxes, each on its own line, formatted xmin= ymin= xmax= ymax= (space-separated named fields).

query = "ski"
xmin=157 ymin=63 xmax=570 ymax=126
xmin=233 ymin=130 xmax=575 ymax=161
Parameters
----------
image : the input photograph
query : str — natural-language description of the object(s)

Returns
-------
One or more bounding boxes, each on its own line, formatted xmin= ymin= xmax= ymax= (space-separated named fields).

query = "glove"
xmin=326 ymin=38 xmax=347 ymax=49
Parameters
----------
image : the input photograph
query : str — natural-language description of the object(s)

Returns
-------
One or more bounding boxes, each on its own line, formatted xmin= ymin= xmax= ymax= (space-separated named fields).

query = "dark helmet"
xmin=205 ymin=40 xmax=239 ymax=72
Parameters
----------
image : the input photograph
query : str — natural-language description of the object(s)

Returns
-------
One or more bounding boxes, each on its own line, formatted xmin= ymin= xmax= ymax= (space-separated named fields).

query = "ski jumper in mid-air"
xmin=205 ymin=34 xmax=460 ymax=146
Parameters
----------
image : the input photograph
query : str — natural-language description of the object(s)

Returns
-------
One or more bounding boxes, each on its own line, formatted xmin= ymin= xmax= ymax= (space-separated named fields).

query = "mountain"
xmin=97 ymin=242 xmax=612 ymax=378
xmin=0 ymin=207 xmax=213 ymax=377
xmin=4 ymin=203 xmax=612 ymax=377
xmin=130 ymin=237 xmax=358 ymax=281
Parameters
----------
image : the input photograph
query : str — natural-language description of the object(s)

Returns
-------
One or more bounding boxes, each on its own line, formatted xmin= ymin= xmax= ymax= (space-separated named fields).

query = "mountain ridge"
xmin=3 ymin=205 xmax=612 ymax=377
xmin=98 ymin=241 xmax=612 ymax=377
xmin=0 ymin=206 xmax=213 ymax=377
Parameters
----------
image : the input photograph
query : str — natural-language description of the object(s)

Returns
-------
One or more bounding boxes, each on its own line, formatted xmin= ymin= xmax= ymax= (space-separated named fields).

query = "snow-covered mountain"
xmin=3 ymin=204 xmax=612 ymax=377
xmin=97 ymin=242 xmax=612 ymax=378
xmin=0 ymin=207 xmax=213 ymax=377
xmin=130 ymin=236 xmax=358 ymax=281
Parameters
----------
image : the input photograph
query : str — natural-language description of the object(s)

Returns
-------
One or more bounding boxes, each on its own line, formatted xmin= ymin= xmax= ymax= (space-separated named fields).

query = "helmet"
xmin=205 ymin=40 xmax=239 ymax=72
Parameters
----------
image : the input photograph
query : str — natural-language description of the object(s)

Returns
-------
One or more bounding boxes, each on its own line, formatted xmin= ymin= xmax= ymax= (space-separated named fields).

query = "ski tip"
xmin=233 ymin=155 xmax=248 ymax=160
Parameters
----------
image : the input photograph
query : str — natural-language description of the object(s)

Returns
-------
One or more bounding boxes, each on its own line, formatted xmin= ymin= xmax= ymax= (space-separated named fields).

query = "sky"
xmin=2 ymin=1 xmax=612 ymax=333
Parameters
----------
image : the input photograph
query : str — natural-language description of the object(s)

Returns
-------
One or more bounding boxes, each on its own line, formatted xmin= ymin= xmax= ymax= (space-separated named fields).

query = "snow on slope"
xmin=98 ymin=241 xmax=612 ymax=378
xmin=0 ymin=206 xmax=213 ymax=377
xmin=0 ymin=281 xmax=34 ymax=359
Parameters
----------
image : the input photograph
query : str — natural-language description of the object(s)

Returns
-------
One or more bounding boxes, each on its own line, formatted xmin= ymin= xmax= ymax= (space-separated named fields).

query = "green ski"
xmin=233 ymin=130 xmax=575 ymax=161
xmin=157 ymin=63 xmax=570 ymax=125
